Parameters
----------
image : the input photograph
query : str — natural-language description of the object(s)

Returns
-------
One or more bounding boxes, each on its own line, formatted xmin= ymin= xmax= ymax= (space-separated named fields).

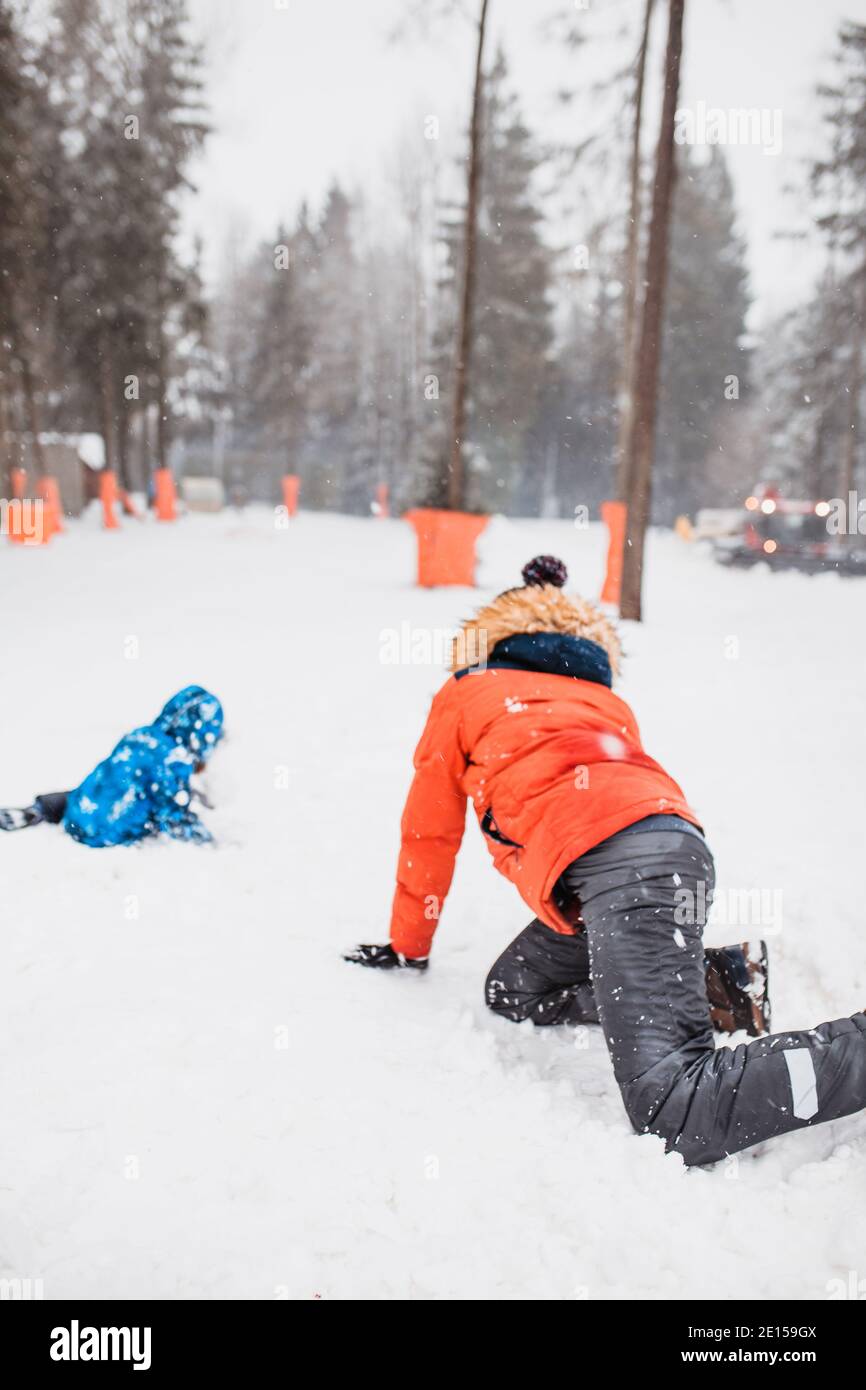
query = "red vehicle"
xmin=714 ymin=484 xmax=866 ymax=575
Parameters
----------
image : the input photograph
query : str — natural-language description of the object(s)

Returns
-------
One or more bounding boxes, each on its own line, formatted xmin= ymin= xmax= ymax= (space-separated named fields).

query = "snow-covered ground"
xmin=2 ymin=506 xmax=865 ymax=1301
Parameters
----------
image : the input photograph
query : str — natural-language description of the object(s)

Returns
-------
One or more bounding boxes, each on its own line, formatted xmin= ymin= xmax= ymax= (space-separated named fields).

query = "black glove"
xmin=343 ymin=943 xmax=429 ymax=971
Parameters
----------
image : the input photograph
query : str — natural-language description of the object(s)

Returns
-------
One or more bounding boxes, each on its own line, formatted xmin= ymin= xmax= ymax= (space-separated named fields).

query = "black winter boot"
xmin=704 ymin=940 xmax=770 ymax=1037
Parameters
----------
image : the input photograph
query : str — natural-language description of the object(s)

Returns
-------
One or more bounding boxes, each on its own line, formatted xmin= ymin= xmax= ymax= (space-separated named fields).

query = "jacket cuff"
xmin=34 ymin=791 xmax=69 ymax=824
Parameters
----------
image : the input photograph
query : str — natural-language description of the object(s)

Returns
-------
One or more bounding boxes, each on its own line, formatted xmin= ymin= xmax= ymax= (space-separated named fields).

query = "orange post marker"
xmin=404 ymin=508 xmax=489 ymax=588
xmin=36 ymin=475 xmax=63 ymax=539
xmin=600 ymin=499 xmax=627 ymax=607
xmin=10 ymin=466 xmax=27 ymax=501
xmin=154 ymin=467 xmax=177 ymax=521
xmin=281 ymin=474 xmax=300 ymax=518
xmin=100 ymin=470 xmax=120 ymax=530
xmin=374 ymin=482 xmax=389 ymax=518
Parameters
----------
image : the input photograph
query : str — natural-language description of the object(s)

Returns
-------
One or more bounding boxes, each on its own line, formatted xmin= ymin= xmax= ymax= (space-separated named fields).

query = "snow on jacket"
xmin=388 ymin=584 xmax=699 ymax=958
xmin=63 ymin=686 xmax=224 ymax=847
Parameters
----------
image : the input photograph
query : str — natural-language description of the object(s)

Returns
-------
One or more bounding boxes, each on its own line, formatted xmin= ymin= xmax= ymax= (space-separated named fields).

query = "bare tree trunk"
xmin=615 ymin=0 xmax=656 ymax=502
xmin=99 ymin=332 xmax=117 ymax=474
xmin=140 ymin=405 xmax=152 ymax=496
xmin=540 ymin=435 xmax=559 ymax=518
xmin=446 ymin=0 xmax=490 ymax=512
xmin=406 ymin=190 xmax=426 ymax=493
xmin=619 ymin=0 xmax=685 ymax=623
xmin=117 ymin=406 xmax=132 ymax=491
xmin=156 ymin=321 xmax=170 ymax=473
xmin=0 ymin=343 xmax=12 ymax=495
xmin=841 ymin=270 xmax=865 ymax=500
xmin=811 ymin=407 xmax=829 ymax=501
xmin=19 ymin=348 xmax=47 ymax=478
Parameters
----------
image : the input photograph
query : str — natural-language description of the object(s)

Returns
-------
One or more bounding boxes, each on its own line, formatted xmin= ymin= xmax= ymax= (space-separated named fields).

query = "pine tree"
xmin=809 ymin=20 xmax=866 ymax=497
xmin=544 ymin=247 xmax=621 ymax=520
xmin=50 ymin=0 xmax=207 ymax=488
xmin=754 ymin=20 xmax=866 ymax=503
xmin=0 ymin=0 xmax=29 ymax=486
xmin=425 ymin=48 xmax=554 ymax=513
xmin=755 ymin=284 xmax=849 ymax=499
xmin=0 ymin=2 xmax=63 ymax=480
xmin=132 ymin=0 xmax=208 ymax=480
xmin=246 ymin=216 xmax=315 ymax=484
xmin=304 ymin=183 xmax=364 ymax=509
xmin=654 ymin=145 xmax=750 ymax=520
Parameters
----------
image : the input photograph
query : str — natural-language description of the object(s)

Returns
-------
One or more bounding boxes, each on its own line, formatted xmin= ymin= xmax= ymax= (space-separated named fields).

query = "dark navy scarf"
xmin=455 ymin=631 xmax=612 ymax=688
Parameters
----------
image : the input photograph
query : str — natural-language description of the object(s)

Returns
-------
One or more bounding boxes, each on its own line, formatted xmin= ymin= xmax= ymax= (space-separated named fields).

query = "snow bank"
xmin=1 ymin=509 xmax=864 ymax=1299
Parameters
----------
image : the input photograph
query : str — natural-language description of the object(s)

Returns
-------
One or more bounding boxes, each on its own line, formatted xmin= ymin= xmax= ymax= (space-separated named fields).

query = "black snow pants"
xmin=485 ymin=827 xmax=866 ymax=1165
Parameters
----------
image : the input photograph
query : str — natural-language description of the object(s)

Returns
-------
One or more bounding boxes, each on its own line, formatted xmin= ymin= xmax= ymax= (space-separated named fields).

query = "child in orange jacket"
xmin=347 ymin=556 xmax=866 ymax=1165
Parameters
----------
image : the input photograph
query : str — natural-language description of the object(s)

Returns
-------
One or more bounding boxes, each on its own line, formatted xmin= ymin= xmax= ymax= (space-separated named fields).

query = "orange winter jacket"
xmin=388 ymin=583 xmax=699 ymax=959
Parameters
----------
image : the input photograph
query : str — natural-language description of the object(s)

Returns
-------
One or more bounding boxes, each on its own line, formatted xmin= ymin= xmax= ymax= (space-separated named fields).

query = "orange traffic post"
xmin=404 ymin=508 xmax=489 ymax=588
xmin=10 ymin=466 xmax=27 ymax=501
xmin=154 ymin=467 xmax=177 ymax=521
xmin=281 ymin=474 xmax=300 ymax=518
xmin=36 ymin=475 xmax=63 ymax=539
xmin=100 ymin=470 xmax=121 ymax=530
xmin=374 ymin=482 xmax=390 ymax=518
xmin=600 ymin=499 xmax=627 ymax=607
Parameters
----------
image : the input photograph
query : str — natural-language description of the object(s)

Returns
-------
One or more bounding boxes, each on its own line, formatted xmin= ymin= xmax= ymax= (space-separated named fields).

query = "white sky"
xmin=184 ymin=0 xmax=866 ymax=327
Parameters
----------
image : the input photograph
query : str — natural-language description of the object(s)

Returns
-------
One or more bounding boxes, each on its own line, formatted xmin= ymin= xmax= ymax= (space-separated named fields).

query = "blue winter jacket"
xmin=63 ymin=686 xmax=224 ymax=847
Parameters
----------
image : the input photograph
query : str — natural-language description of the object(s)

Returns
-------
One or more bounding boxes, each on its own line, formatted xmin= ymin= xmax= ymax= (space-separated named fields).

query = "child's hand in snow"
xmin=343 ymin=943 xmax=429 ymax=971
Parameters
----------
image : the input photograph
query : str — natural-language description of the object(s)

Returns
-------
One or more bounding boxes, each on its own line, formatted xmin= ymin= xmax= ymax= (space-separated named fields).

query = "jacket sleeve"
xmin=389 ymin=679 xmax=468 ymax=959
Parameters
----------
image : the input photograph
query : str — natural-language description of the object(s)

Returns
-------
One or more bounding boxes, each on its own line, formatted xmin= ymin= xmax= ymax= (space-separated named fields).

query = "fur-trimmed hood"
xmin=449 ymin=584 xmax=622 ymax=676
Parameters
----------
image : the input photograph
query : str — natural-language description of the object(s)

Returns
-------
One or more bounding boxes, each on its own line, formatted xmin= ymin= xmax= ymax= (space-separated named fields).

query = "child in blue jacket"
xmin=0 ymin=686 xmax=223 ymax=846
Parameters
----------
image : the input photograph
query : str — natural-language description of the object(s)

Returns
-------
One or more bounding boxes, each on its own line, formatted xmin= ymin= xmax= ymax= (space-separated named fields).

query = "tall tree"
xmin=810 ymin=20 xmax=866 ymax=498
xmin=304 ymin=183 xmax=363 ymax=508
xmin=0 ymin=2 xmax=62 ymax=480
xmin=134 ymin=0 xmax=208 ymax=480
xmin=614 ymin=0 xmax=657 ymax=503
xmin=620 ymin=0 xmax=686 ymax=622
xmin=246 ymin=218 xmax=315 ymax=480
xmin=654 ymin=146 xmax=750 ymax=519
xmin=424 ymin=49 xmax=555 ymax=514
xmin=756 ymin=283 xmax=852 ymax=499
xmin=446 ymin=0 xmax=490 ymax=510
xmin=753 ymin=20 xmax=866 ymax=505
xmin=0 ymin=0 xmax=29 ymax=489
xmin=51 ymin=0 xmax=207 ymax=487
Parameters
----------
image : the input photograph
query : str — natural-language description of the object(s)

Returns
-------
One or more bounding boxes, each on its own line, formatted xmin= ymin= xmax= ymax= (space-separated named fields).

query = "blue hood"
xmin=154 ymin=685 xmax=224 ymax=761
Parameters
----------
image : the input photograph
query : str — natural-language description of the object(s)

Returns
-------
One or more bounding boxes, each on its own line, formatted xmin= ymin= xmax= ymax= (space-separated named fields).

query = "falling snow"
xmin=2 ymin=512 xmax=865 ymax=1299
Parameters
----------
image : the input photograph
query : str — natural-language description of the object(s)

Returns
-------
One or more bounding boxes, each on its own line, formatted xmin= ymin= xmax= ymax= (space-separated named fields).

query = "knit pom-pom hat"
xmin=449 ymin=555 xmax=622 ymax=675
